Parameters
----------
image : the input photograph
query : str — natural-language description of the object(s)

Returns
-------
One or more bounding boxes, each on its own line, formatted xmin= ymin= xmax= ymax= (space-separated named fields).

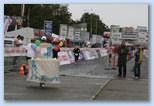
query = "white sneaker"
xmin=40 ymin=83 xmax=45 ymax=88
xmin=135 ymin=76 xmax=139 ymax=80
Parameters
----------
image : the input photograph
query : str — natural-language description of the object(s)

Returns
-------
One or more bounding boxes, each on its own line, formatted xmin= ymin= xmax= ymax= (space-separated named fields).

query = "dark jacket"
xmin=52 ymin=46 xmax=60 ymax=59
xmin=135 ymin=51 xmax=140 ymax=62
xmin=118 ymin=46 xmax=128 ymax=66
xmin=73 ymin=48 xmax=80 ymax=57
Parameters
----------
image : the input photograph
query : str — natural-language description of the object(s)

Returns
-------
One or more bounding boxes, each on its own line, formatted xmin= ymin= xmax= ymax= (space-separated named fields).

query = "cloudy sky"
xmin=68 ymin=4 xmax=148 ymax=28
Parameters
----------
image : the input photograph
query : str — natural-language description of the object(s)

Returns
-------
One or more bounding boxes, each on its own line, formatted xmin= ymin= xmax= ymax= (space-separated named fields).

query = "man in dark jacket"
xmin=117 ymin=40 xmax=129 ymax=78
xmin=73 ymin=45 xmax=80 ymax=63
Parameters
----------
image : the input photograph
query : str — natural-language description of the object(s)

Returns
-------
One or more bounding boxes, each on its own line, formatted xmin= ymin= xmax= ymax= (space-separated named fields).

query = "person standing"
xmin=134 ymin=47 xmax=143 ymax=79
xmin=108 ymin=46 xmax=112 ymax=66
xmin=24 ymin=39 xmax=37 ymax=75
xmin=117 ymin=40 xmax=129 ymax=78
xmin=73 ymin=45 xmax=80 ymax=64
xmin=111 ymin=45 xmax=117 ymax=70
xmin=52 ymin=41 xmax=60 ymax=59
xmin=14 ymin=35 xmax=22 ymax=47
xmin=25 ymin=39 xmax=36 ymax=60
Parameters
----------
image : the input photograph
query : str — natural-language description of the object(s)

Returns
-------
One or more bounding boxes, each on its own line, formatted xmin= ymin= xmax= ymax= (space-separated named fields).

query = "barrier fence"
xmin=4 ymin=47 xmax=108 ymax=71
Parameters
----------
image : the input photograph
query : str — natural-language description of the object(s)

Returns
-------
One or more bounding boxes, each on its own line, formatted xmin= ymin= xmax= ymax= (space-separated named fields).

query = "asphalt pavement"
xmin=4 ymin=56 xmax=149 ymax=101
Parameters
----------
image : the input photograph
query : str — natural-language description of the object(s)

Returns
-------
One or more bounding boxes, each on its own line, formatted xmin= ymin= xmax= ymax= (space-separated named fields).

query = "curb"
xmin=91 ymin=79 xmax=112 ymax=100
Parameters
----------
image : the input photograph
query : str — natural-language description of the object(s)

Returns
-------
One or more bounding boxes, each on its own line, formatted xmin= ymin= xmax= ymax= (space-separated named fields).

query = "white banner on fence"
xmin=99 ymin=49 xmax=108 ymax=57
xmin=4 ymin=47 xmax=26 ymax=57
xmin=82 ymin=50 xmax=98 ymax=60
xmin=67 ymin=51 xmax=75 ymax=63
xmin=58 ymin=51 xmax=71 ymax=65
xmin=27 ymin=58 xmax=60 ymax=83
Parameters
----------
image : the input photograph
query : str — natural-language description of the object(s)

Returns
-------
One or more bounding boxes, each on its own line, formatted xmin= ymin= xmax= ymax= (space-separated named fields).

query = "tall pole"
xmin=27 ymin=7 xmax=30 ymax=27
xmin=21 ymin=4 xmax=25 ymax=27
xmin=90 ymin=13 xmax=92 ymax=39
xmin=83 ymin=9 xmax=86 ymax=23
xmin=96 ymin=18 xmax=97 ymax=34
xmin=21 ymin=4 xmax=25 ymax=18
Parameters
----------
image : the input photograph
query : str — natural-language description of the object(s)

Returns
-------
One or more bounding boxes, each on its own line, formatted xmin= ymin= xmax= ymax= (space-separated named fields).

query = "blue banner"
xmin=44 ymin=20 xmax=52 ymax=36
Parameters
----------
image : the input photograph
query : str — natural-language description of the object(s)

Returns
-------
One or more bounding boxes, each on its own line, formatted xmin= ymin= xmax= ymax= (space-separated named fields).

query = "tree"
xmin=26 ymin=4 xmax=72 ymax=34
xmin=80 ymin=12 xmax=110 ymax=35
xmin=4 ymin=4 xmax=21 ymax=16
xmin=4 ymin=4 xmax=72 ymax=34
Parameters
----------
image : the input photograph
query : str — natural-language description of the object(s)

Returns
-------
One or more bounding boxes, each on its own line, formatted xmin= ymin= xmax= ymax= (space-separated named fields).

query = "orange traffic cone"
xmin=19 ymin=64 xmax=25 ymax=76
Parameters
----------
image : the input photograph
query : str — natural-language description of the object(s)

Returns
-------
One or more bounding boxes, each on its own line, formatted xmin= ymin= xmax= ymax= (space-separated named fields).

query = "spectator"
xmin=25 ymin=39 xmax=36 ymax=60
xmin=117 ymin=40 xmax=129 ymax=78
xmin=14 ymin=35 xmax=22 ymax=47
xmin=52 ymin=41 xmax=60 ymax=59
xmin=24 ymin=39 xmax=37 ymax=75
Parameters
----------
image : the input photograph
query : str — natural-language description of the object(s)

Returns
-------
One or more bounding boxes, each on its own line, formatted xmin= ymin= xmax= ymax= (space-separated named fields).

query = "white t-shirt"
xmin=25 ymin=43 xmax=35 ymax=58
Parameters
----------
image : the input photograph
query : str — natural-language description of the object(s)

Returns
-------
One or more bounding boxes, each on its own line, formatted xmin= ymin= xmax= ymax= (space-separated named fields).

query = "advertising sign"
xmin=4 ymin=47 xmax=26 ymax=57
xmin=110 ymin=25 xmax=120 ymax=33
xmin=44 ymin=20 xmax=52 ymax=36
xmin=59 ymin=24 xmax=67 ymax=40
xmin=4 ymin=16 xmax=23 ymax=34
xmin=84 ymin=32 xmax=90 ymax=41
xmin=92 ymin=35 xmax=97 ymax=44
xmin=58 ymin=51 xmax=71 ymax=65
xmin=137 ymin=26 xmax=147 ymax=32
xmin=74 ymin=28 xmax=80 ymax=40
xmin=67 ymin=26 xmax=74 ymax=40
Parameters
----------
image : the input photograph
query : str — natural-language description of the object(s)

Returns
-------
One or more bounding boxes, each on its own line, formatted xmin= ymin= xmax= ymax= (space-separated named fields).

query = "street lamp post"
xmin=96 ymin=17 xmax=97 ymax=34
xmin=83 ymin=9 xmax=87 ymax=23
xmin=90 ymin=9 xmax=93 ymax=41
xmin=21 ymin=4 xmax=25 ymax=18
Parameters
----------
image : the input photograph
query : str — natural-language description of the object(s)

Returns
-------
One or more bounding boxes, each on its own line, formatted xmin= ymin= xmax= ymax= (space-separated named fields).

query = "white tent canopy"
xmin=52 ymin=33 xmax=59 ymax=38
xmin=5 ymin=27 xmax=34 ymax=38
xmin=5 ymin=27 xmax=35 ymax=44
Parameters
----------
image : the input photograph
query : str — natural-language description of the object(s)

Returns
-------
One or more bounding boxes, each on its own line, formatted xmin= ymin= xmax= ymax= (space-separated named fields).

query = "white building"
xmin=5 ymin=27 xmax=35 ymax=44
xmin=136 ymin=26 xmax=148 ymax=46
xmin=110 ymin=25 xmax=148 ymax=46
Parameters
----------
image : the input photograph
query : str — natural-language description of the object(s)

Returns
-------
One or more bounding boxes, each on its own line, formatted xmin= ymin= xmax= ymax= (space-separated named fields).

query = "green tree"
xmin=80 ymin=12 xmax=110 ymax=35
xmin=4 ymin=4 xmax=72 ymax=34
xmin=26 ymin=4 xmax=72 ymax=34
xmin=4 ymin=4 xmax=21 ymax=16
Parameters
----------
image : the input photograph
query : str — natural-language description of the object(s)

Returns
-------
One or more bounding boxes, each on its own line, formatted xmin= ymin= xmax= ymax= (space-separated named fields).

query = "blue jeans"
xmin=134 ymin=62 xmax=141 ymax=78
xmin=118 ymin=64 xmax=126 ymax=78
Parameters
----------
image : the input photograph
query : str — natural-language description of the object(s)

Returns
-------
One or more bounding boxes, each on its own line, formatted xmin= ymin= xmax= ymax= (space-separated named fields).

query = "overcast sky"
xmin=68 ymin=4 xmax=148 ymax=28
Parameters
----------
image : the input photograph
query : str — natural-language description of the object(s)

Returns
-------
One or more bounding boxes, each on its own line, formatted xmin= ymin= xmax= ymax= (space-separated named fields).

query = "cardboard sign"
xmin=27 ymin=58 xmax=60 ymax=83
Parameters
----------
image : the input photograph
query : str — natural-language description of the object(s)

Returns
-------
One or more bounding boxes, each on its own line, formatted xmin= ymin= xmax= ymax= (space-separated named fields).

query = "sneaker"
xmin=135 ymin=76 xmax=139 ymax=80
xmin=40 ymin=83 xmax=45 ymax=88
xmin=116 ymin=75 xmax=121 ymax=79
xmin=123 ymin=76 xmax=126 ymax=79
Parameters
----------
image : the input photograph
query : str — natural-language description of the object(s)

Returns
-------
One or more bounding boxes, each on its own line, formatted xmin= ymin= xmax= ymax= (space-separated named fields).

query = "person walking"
xmin=73 ymin=45 xmax=80 ymax=64
xmin=117 ymin=40 xmax=129 ymax=78
xmin=134 ymin=47 xmax=143 ymax=79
